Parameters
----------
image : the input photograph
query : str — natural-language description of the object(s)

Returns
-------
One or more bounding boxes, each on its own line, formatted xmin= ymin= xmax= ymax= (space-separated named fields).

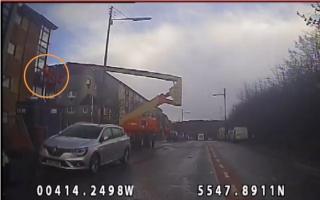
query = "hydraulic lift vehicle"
xmin=92 ymin=64 xmax=182 ymax=148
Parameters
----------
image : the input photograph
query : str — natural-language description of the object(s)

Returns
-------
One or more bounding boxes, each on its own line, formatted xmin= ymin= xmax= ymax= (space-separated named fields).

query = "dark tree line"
xmin=228 ymin=5 xmax=320 ymax=159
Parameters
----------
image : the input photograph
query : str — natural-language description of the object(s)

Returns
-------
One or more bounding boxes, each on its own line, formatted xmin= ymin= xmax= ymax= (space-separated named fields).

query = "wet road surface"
xmin=33 ymin=141 xmax=218 ymax=200
xmin=5 ymin=141 xmax=320 ymax=200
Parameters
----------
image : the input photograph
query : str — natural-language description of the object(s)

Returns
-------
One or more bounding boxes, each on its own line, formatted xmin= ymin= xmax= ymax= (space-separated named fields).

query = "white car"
xmin=40 ymin=123 xmax=131 ymax=173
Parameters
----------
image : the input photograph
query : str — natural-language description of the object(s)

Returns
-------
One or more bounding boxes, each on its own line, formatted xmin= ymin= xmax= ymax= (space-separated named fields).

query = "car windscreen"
xmin=60 ymin=125 xmax=102 ymax=139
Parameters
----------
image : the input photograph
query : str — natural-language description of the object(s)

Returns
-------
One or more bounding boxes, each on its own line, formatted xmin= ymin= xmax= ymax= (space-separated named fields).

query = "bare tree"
xmin=228 ymin=5 xmax=320 ymax=160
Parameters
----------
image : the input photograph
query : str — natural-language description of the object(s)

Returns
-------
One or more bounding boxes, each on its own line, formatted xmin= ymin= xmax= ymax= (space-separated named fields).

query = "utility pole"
xmin=103 ymin=6 xmax=113 ymax=68
xmin=212 ymin=88 xmax=227 ymax=135
xmin=100 ymin=6 xmax=151 ymax=124
xmin=223 ymin=88 xmax=226 ymax=121
xmin=212 ymin=87 xmax=227 ymax=121
xmin=100 ymin=6 xmax=113 ymax=123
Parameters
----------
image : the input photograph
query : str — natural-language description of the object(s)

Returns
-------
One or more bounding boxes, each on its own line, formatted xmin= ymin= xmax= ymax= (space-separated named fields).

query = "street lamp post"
xmin=103 ymin=6 xmax=152 ymax=68
xmin=212 ymin=88 xmax=227 ymax=136
xmin=212 ymin=88 xmax=227 ymax=121
xmin=101 ymin=6 xmax=151 ymax=123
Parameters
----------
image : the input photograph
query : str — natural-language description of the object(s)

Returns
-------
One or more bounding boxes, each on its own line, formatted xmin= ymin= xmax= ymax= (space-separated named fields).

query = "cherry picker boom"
xmin=90 ymin=64 xmax=182 ymax=148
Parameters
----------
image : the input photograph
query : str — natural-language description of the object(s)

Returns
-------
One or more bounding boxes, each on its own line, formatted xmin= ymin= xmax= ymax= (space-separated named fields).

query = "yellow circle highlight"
xmin=23 ymin=53 xmax=70 ymax=99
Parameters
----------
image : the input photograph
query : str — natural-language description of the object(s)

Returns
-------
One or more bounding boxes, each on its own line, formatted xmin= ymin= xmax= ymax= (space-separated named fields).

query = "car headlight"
xmin=72 ymin=147 xmax=88 ymax=156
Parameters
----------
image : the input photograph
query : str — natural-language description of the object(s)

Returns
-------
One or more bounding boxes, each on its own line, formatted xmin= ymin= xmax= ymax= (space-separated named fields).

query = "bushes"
xmin=229 ymin=28 xmax=320 ymax=154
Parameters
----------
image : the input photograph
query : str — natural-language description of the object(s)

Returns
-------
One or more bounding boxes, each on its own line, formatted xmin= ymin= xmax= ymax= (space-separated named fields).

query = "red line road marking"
xmin=207 ymin=144 xmax=255 ymax=200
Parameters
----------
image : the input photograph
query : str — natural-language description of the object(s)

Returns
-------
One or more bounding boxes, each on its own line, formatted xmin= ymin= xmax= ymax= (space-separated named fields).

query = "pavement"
xmin=3 ymin=140 xmax=320 ymax=200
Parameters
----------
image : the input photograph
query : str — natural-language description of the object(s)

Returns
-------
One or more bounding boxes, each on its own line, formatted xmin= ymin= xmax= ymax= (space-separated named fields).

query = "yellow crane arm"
xmin=77 ymin=63 xmax=182 ymax=124
xmin=119 ymin=93 xmax=177 ymax=125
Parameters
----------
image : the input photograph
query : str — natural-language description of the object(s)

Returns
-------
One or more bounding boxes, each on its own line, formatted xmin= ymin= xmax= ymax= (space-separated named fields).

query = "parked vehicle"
xmin=113 ymin=67 xmax=182 ymax=149
xmin=227 ymin=129 xmax=234 ymax=141
xmin=234 ymin=127 xmax=248 ymax=141
xmin=228 ymin=127 xmax=249 ymax=142
xmin=197 ymin=133 xmax=205 ymax=141
xmin=217 ymin=127 xmax=226 ymax=140
xmin=167 ymin=130 xmax=178 ymax=142
xmin=39 ymin=122 xmax=130 ymax=173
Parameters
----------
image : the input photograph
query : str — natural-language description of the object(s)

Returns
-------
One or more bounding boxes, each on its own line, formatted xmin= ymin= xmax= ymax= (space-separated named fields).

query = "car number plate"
xmin=47 ymin=159 xmax=60 ymax=166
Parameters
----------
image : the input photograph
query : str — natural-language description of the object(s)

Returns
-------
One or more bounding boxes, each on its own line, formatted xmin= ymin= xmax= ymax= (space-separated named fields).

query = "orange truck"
xmin=98 ymin=65 xmax=182 ymax=148
xmin=122 ymin=113 xmax=166 ymax=148
xmin=121 ymin=94 xmax=177 ymax=148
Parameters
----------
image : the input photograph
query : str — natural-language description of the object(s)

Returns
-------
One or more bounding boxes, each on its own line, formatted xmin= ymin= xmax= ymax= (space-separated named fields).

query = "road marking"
xmin=207 ymin=146 xmax=220 ymax=184
xmin=219 ymin=164 xmax=224 ymax=169
xmin=209 ymin=143 xmax=256 ymax=200
xmin=211 ymin=149 xmax=217 ymax=157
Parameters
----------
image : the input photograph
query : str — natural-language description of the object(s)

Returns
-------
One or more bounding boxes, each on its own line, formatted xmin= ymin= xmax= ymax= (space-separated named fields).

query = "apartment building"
xmin=2 ymin=3 xmax=57 ymax=153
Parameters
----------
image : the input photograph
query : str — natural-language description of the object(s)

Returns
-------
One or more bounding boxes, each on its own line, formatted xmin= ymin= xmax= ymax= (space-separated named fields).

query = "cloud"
xmin=39 ymin=3 xmax=312 ymax=121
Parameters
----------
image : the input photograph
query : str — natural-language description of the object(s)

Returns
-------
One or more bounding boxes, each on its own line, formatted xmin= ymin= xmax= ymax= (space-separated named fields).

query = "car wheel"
xmin=121 ymin=148 xmax=130 ymax=164
xmin=89 ymin=154 xmax=100 ymax=173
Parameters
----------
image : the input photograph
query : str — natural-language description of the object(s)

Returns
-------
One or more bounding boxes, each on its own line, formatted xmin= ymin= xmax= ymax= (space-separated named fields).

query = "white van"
xmin=227 ymin=129 xmax=234 ymax=141
xmin=232 ymin=127 xmax=248 ymax=141
xmin=217 ymin=127 xmax=226 ymax=140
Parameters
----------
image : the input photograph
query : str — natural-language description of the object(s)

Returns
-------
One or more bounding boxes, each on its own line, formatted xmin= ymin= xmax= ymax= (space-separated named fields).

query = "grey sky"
xmin=30 ymin=3 xmax=312 ymax=121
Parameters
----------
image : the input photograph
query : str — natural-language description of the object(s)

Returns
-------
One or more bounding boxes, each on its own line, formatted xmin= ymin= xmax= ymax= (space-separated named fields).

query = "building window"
xmin=38 ymin=58 xmax=45 ymax=68
xmin=67 ymin=106 xmax=75 ymax=114
xmin=17 ymin=108 xmax=26 ymax=114
xmin=103 ymin=107 xmax=108 ymax=115
xmin=34 ymin=57 xmax=45 ymax=73
xmin=15 ymin=14 xmax=22 ymax=25
xmin=103 ymin=107 xmax=112 ymax=120
xmin=85 ymin=79 xmax=92 ymax=88
xmin=42 ymin=31 xmax=49 ymax=42
xmin=2 ymin=75 xmax=11 ymax=89
xmin=3 ymin=112 xmax=8 ymax=124
xmin=39 ymin=25 xmax=50 ymax=50
xmin=35 ymin=25 xmax=50 ymax=72
xmin=39 ymin=40 xmax=48 ymax=49
xmin=83 ymin=106 xmax=88 ymax=114
xmin=43 ymin=26 xmax=49 ymax=33
xmin=14 ymin=45 xmax=23 ymax=60
xmin=50 ymin=109 xmax=57 ymax=114
xmin=7 ymin=42 xmax=15 ymax=55
xmin=21 ymin=17 xmax=29 ymax=31
xmin=38 ymin=45 xmax=47 ymax=54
